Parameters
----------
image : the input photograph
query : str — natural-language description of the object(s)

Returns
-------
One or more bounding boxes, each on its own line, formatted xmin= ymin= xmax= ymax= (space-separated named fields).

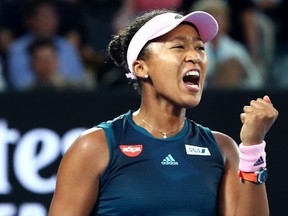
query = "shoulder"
xmin=75 ymin=127 xmax=107 ymax=148
xmin=63 ymin=127 xmax=109 ymax=176
xmin=212 ymin=131 xmax=239 ymax=165
xmin=9 ymin=35 xmax=31 ymax=52
xmin=69 ymin=127 xmax=108 ymax=156
xmin=53 ymin=36 xmax=77 ymax=50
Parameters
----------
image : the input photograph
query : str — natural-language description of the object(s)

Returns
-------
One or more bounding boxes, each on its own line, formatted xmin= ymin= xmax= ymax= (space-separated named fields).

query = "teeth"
xmin=185 ymin=71 xmax=199 ymax=77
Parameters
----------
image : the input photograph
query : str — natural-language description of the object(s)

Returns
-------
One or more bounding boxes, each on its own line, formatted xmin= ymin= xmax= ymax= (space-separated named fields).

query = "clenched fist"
xmin=240 ymin=95 xmax=278 ymax=146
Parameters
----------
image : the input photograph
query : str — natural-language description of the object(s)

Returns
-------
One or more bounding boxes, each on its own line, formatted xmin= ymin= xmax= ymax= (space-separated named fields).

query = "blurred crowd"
xmin=0 ymin=0 xmax=287 ymax=92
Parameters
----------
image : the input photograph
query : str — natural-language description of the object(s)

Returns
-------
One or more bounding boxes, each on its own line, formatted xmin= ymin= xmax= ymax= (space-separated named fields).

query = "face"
xmin=29 ymin=4 xmax=59 ymax=36
xmin=141 ymin=23 xmax=208 ymax=108
xmin=31 ymin=46 xmax=59 ymax=79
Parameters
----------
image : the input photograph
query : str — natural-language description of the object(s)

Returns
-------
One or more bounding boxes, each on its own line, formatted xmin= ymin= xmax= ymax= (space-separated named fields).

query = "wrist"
xmin=238 ymin=168 xmax=268 ymax=184
xmin=239 ymin=141 xmax=266 ymax=172
xmin=241 ymin=138 xmax=264 ymax=146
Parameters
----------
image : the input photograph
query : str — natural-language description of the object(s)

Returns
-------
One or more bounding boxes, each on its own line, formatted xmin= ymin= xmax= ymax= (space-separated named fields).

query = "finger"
xmin=256 ymin=96 xmax=274 ymax=106
xmin=243 ymin=105 xmax=253 ymax=113
xmin=240 ymin=113 xmax=246 ymax=124
xmin=263 ymin=95 xmax=274 ymax=106
xmin=251 ymin=98 xmax=273 ymax=109
xmin=263 ymin=95 xmax=271 ymax=103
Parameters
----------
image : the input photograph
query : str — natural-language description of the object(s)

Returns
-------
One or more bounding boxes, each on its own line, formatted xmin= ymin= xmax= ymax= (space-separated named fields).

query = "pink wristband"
xmin=239 ymin=141 xmax=266 ymax=172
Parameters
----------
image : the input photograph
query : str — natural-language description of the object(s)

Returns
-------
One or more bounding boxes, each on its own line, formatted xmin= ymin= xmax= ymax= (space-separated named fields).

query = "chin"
xmin=183 ymin=95 xmax=202 ymax=108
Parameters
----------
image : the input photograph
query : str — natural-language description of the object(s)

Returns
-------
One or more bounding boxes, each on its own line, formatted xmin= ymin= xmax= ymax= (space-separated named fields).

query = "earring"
xmin=144 ymin=74 xmax=149 ymax=79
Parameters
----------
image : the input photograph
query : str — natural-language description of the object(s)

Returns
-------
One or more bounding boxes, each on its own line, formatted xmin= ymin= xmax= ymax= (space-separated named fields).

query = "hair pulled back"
xmin=107 ymin=9 xmax=182 ymax=92
xmin=107 ymin=9 xmax=180 ymax=72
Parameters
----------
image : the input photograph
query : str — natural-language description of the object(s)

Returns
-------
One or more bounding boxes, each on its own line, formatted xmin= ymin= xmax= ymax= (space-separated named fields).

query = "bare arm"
xmin=48 ymin=128 xmax=109 ymax=216
xmin=214 ymin=131 xmax=240 ymax=216
xmin=216 ymin=95 xmax=278 ymax=216
xmin=215 ymin=132 xmax=269 ymax=216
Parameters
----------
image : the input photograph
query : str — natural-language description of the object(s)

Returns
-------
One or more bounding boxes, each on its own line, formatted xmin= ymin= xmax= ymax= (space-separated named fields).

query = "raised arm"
xmin=216 ymin=95 xmax=278 ymax=216
xmin=48 ymin=128 xmax=109 ymax=216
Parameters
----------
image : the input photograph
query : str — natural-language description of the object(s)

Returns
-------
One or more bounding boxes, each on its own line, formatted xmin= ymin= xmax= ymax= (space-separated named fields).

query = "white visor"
xmin=126 ymin=11 xmax=218 ymax=79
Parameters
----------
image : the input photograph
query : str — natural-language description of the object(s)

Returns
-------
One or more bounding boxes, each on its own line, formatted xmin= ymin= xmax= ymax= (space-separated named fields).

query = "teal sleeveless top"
xmin=91 ymin=111 xmax=224 ymax=216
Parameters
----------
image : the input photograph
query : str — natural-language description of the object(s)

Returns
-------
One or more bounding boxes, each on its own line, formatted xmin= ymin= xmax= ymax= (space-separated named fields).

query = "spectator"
xmin=65 ymin=28 xmax=103 ymax=89
xmin=192 ymin=0 xmax=264 ymax=89
xmin=227 ymin=0 xmax=278 ymax=80
xmin=250 ymin=0 xmax=278 ymax=81
xmin=27 ymin=37 xmax=87 ymax=91
xmin=225 ymin=1 xmax=258 ymax=60
xmin=7 ymin=0 xmax=87 ymax=90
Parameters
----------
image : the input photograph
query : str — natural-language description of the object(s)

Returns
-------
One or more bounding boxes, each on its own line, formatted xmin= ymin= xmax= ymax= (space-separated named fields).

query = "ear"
xmin=132 ymin=60 xmax=149 ymax=79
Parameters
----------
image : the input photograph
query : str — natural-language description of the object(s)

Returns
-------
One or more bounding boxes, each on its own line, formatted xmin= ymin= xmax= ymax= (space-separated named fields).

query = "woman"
xmin=48 ymin=9 xmax=278 ymax=215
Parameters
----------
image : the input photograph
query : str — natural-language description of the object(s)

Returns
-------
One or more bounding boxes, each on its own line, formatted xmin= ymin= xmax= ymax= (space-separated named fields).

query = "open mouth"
xmin=183 ymin=70 xmax=200 ymax=88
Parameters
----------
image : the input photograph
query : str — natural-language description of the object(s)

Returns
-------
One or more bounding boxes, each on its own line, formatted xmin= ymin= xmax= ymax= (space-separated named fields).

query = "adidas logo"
xmin=254 ymin=156 xmax=265 ymax=166
xmin=161 ymin=154 xmax=179 ymax=165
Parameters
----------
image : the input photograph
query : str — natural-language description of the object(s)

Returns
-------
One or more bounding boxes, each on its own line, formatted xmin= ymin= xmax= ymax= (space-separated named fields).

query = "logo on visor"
xmin=174 ymin=15 xmax=183 ymax=19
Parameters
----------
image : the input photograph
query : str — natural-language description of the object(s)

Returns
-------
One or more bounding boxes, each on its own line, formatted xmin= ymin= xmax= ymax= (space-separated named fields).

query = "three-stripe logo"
xmin=161 ymin=154 xmax=179 ymax=165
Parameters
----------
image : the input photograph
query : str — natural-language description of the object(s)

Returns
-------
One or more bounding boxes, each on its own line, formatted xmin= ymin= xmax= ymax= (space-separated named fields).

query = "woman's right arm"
xmin=48 ymin=127 xmax=109 ymax=216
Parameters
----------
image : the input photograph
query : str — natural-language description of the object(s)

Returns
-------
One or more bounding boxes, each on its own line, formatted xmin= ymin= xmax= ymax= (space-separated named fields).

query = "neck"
xmin=134 ymin=107 xmax=186 ymax=138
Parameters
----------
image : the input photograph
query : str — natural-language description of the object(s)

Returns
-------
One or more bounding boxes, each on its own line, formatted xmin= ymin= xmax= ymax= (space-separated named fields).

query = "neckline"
xmin=126 ymin=110 xmax=189 ymax=141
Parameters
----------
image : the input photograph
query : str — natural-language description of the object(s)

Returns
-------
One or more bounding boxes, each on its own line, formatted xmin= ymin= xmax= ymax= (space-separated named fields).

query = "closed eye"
xmin=196 ymin=45 xmax=205 ymax=51
xmin=172 ymin=45 xmax=185 ymax=49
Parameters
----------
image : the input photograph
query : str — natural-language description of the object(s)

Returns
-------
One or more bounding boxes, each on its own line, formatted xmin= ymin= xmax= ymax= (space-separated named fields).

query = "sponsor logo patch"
xmin=120 ymin=145 xmax=143 ymax=157
xmin=185 ymin=145 xmax=211 ymax=156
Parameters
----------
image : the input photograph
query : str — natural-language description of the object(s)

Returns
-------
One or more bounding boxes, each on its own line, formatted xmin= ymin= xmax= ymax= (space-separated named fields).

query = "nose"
xmin=184 ymin=50 xmax=200 ymax=64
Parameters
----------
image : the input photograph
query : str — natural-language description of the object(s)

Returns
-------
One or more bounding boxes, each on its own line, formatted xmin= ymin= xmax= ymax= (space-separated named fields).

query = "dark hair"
xmin=107 ymin=9 xmax=181 ymax=92
xmin=28 ymin=37 xmax=57 ymax=56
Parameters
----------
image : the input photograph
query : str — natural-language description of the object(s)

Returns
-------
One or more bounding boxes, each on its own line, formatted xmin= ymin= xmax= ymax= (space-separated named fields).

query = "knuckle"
xmin=274 ymin=109 xmax=279 ymax=117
